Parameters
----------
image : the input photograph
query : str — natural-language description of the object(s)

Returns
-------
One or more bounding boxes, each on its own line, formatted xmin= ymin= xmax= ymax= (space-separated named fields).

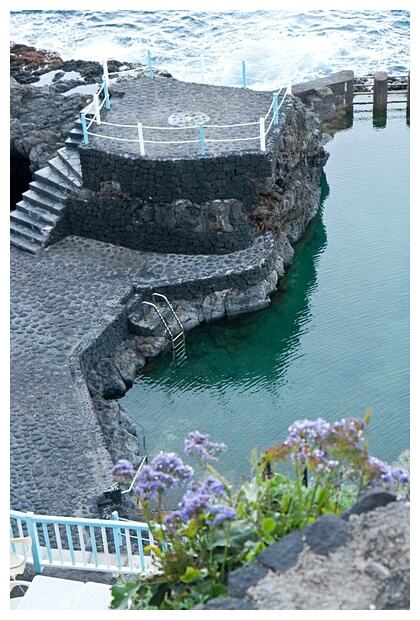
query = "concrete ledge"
xmin=293 ymin=70 xmax=354 ymax=120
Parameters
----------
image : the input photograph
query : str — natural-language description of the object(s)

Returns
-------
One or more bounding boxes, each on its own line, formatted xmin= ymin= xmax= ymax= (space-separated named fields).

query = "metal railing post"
xmin=94 ymin=94 xmax=101 ymax=124
xmin=137 ymin=123 xmax=145 ymax=156
xmin=111 ymin=511 xmax=123 ymax=548
xmin=80 ymin=113 xmax=89 ymax=144
xmin=242 ymin=60 xmax=247 ymax=89
xmin=273 ymin=93 xmax=279 ymax=124
xmin=103 ymin=59 xmax=109 ymax=87
xmin=25 ymin=512 xmax=43 ymax=574
xmin=199 ymin=123 xmax=205 ymax=155
xmin=147 ymin=50 xmax=153 ymax=78
xmin=103 ymin=77 xmax=110 ymax=110
xmin=259 ymin=117 xmax=266 ymax=152
xmin=200 ymin=53 xmax=205 ymax=83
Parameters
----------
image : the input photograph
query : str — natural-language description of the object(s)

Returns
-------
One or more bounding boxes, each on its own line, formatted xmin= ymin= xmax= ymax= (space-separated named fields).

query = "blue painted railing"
xmin=79 ymin=52 xmax=292 ymax=155
xmin=10 ymin=509 xmax=156 ymax=576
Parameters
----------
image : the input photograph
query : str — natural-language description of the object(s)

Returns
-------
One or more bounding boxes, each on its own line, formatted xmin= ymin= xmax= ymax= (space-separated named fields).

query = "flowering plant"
xmin=110 ymin=412 xmax=409 ymax=610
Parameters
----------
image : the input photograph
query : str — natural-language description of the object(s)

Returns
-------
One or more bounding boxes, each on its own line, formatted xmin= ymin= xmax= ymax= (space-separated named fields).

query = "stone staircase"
xmin=10 ymin=118 xmax=84 ymax=254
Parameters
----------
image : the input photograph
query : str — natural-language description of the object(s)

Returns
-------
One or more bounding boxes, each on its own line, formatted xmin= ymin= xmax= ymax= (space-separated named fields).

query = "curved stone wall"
xmin=65 ymin=97 xmax=327 ymax=256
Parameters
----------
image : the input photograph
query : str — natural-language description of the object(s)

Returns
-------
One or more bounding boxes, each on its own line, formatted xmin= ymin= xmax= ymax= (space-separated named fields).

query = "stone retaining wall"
xmin=67 ymin=193 xmax=256 ymax=255
xmin=73 ymin=142 xmax=274 ymax=255
xmin=79 ymin=149 xmax=273 ymax=207
xmin=63 ymin=97 xmax=327 ymax=256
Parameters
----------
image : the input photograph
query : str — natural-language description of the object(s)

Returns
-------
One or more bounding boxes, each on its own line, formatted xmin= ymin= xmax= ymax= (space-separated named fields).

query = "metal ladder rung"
xmin=143 ymin=294 xmax=187 ymax=366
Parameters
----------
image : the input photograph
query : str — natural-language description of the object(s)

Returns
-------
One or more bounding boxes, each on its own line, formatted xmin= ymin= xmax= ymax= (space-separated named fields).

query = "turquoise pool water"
xmin=120 ymin=100 xmax=409 ymax=490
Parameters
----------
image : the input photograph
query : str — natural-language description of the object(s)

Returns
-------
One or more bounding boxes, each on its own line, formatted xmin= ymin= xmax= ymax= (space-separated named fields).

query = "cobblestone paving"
xmin=10 ymin=234 xmax=274 ymax=517
xmin=89 ymin=74 xmax=276 ymax=158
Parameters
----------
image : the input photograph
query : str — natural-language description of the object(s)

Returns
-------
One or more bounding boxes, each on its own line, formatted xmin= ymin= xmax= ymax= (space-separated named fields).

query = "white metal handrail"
xmin=121 ymin=455 xmax=148 ymax=495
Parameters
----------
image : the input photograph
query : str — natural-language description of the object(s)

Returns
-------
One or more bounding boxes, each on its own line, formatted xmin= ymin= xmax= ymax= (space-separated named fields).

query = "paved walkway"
xmin=89 ymin=74 xmax=275 ymax=158
xmin=10 ymin=234 xmax=274 ymax=517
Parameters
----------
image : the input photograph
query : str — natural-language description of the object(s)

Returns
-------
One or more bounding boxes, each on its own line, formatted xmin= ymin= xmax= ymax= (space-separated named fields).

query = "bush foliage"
xmin=109 ymin=411 xmax=409 ymax=610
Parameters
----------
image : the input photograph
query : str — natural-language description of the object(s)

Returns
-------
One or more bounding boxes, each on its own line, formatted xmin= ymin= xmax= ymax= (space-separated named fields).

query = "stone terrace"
xmin=87 ymin=74 xmax=276 ymax=158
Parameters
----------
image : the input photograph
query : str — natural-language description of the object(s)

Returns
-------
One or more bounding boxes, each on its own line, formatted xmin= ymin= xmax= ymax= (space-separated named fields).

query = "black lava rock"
xmin=256 ymin=529 xmax=304 ymax=571
xmin=227 ymin=561 xmax=269 ymax=599
xmin=303 ymin=513 xmax=351 ymax=555
xmin=341 ymin=489 xmax=397 ymax=521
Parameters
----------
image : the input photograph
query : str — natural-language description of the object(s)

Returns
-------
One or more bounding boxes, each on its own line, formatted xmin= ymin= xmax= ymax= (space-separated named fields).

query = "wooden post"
xmin=373 ymin=70 xmax=388 ymax=110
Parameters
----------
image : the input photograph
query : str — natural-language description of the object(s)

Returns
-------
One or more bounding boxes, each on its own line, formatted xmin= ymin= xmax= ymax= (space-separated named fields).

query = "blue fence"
xmin=79 ymin=53 xmax=292 ymax=156
xmin=10 ymin=509 xmax=156 ymax=576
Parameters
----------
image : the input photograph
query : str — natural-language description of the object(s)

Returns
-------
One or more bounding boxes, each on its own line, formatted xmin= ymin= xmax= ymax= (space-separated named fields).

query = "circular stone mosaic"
xmin=168 ymin=111 xmax=210 ymax=127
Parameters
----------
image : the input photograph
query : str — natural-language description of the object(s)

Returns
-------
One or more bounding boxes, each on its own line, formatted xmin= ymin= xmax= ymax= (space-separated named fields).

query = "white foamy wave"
xmin=10 ymin=10 xmax=410 ymax=90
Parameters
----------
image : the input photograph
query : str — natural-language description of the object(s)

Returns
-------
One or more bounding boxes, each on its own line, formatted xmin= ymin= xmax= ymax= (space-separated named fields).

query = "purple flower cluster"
xmin=206 ymin=504 xmax=237 ymax=527
xmin=367 ymin=456 xmax=410 ymax=488
xmin=111 ymin=459 xmax=135 ymax=484
xmin=287 ymin=417 xmax=332 ymax=444
xmin=329 ymin=417 xmax=366 ymax=447
xmin=184 ymin=431 xmax=227 ymax=463
xmin=284 ymin=418 xmax=334 ymax=469
xmin=134 ymin=452 xmax=193 ymax=502
xmin=165 ymin=476 xmax=236 ymax=530
xmin=265 ymin=416 xmax=410 ymax=495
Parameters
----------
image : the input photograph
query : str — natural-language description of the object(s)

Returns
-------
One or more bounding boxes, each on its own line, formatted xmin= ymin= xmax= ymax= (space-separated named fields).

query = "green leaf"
xmin=207 ymin=520 xmax=257 ymax=550
xmin=144 ymin=544 xmax=162 ymax=558
xmin=155 ymin=528 xmax=166 ymax=541
xmin=184 ymin=519 xmax=198 ymax=539
xmin=110 ymin=582 xmax=142 ymax=610
xmin=261 ymin=517 xmax=276 ymax=536
xmin=239 ymin=479 xmax=260 ymax=504
xmin=180 ymin=567 xmax=202 ymax=583
xmin=149 ymin=582 xmax=171 ymax=608
xmin=235 ymin=500 xmax=248 ymax=519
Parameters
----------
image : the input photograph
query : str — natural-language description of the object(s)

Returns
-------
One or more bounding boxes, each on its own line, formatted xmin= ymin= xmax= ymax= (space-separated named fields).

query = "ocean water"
xmin=10 ymin=10 xmax=410 ymax=90
xmin=120 ymin=102 xmax=409 ymax=490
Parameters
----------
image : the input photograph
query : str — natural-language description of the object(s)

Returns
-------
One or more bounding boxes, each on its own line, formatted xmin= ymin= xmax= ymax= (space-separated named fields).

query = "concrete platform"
xmin=87 ymin=74 xmax=275 ymax=158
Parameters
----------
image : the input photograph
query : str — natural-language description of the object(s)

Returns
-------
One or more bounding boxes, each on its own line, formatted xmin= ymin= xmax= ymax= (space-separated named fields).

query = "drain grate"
xmin=168 ymin=111 xmax=210 ymax=127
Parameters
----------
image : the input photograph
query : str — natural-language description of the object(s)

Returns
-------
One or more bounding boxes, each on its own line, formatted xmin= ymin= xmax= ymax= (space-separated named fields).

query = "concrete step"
xmin=29 ymin=180 xmax=71 ymax=206
xmin=65 ymin=122 xmax=84 ymax=148
xmin=23 ymin=188 xmax=66 ymax=215
xmin=65 ymin=136 xmax=82 ymax=149
xmin=10 ymin=221 xmax=46 ymax=246
xmin=10 ymin=234 xmax=41 ymax=254
xmin=48 ymin=155 xmax=82 ymax=190
xmin=10 ymin=211 xmax=54 ymax=236
xmin=34 ymin=166 xmax=77 ymax=196
xmin=16 ymin=199 xmax=60 ymax=225
xmin=57 ymin=147 xmax=82 ymax=182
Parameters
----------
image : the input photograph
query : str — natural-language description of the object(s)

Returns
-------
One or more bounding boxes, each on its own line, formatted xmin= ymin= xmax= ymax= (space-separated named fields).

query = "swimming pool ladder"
xmin=142 ymin=293 xmax=187 ymax=366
